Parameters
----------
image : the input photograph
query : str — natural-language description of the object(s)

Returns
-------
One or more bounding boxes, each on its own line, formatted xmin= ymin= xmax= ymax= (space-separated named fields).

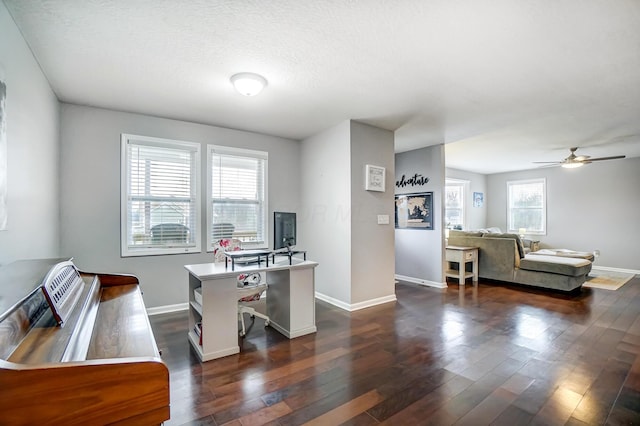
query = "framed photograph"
xmin=473 ymin=191 xmax=483 ymax=207
xmin=395 ymin=192 xmax=433 ymax=229
xmin=365 ymin=164 xmax=385 ymax=192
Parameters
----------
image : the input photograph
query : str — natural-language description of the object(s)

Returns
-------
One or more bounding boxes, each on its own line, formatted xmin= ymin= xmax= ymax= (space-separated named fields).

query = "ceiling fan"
xmin=534 ymin=147 xmax=626 ymax=169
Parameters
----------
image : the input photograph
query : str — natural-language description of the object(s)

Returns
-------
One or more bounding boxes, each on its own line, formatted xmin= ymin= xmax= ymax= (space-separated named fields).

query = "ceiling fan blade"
xmin=534 ymin=148 xmax=625 ymax=168
xmin=583 ymin=155 xmax=626 ymax=162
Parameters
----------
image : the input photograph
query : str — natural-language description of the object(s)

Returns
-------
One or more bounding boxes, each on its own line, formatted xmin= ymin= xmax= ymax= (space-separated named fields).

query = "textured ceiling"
xmin=4 ymin=0 xmax=640 ymax=173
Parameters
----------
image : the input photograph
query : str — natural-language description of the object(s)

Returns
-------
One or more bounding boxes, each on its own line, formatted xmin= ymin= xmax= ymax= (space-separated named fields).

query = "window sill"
xmin=122 ymin=246 xmax=202 ymax=257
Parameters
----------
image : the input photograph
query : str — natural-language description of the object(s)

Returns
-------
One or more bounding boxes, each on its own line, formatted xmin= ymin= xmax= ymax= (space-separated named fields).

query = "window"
xmin=121 ymin=134 xmax=201 ymax=256
xmin=445 ymin=179 xmax=468 ymax=229
xmin=207 ymin=145 xmax=268 ymax=250
xmin=507 ymin=178 xmax=546 ymax=235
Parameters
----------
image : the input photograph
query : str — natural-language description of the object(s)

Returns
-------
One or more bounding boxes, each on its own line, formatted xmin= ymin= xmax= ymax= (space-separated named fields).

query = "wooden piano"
xmin=0 ymin=258 xmax=170 ymax=425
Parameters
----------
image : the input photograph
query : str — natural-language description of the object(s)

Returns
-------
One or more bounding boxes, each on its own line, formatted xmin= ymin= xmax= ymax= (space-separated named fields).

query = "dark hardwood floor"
xmin=150 ymin=276 xmax=640 ymax=425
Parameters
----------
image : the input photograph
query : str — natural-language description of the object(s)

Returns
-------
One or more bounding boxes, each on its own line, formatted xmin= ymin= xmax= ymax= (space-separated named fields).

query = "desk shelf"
xmin=225 ymin=249 xmax=273 ymax=271
xmin=190 ymin=300 xmax=202 ymax=316
xmin=188 ymin=331 xmax=201 ymax=348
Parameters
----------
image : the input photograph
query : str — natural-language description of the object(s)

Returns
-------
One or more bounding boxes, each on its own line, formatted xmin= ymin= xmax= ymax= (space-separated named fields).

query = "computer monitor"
xmin=274 ymin=212 xmax=296 ymax=251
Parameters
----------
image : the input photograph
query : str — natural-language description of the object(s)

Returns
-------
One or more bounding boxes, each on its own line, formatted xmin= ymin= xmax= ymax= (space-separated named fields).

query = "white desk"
xmin=184 ymin=259 xmax=318 ymax=362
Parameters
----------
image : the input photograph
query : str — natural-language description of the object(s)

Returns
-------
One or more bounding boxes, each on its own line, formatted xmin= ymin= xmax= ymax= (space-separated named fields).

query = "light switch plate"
xmin=377 ymin=214 xmax=390 ymax=225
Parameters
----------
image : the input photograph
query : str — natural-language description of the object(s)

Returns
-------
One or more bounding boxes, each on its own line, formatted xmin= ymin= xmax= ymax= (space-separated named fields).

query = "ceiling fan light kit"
xmin=561 ymin=161 xmax=584 ymax=169
xmin=534 ymin=147 xmax=625 ymax=169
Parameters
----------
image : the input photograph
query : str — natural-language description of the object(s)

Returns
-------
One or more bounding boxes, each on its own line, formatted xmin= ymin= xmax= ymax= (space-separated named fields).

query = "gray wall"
xmin=0 ymin=3 xmax=61 ymax=265
xmin=349 ymin=121 xmax=395 ymax=304
xmin=395 ymin=145 xmax=445 ymax=285
xmin=446 ymin=167 xmax=488 ymax=231
xmin=300 ymin=121 xmax=352 ymax=304
xmin=487 ymin=157 xmax=640 ymax=270
xmin=300 ymin=120 xmax=396 ymax=309
xmin=59 ymin=104 xmax=301 ymax=308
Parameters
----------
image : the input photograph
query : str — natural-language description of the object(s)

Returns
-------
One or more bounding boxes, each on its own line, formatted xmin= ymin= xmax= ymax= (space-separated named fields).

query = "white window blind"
xmin=208 ymin=145 xmax=267 ymax=250
xmin=507 ymin=178 xmax=546 ymax=235
xmin=445 ymin=178 xmax=469 ymax=229
xmin=121 ymin=134 xmax=201 ymax=256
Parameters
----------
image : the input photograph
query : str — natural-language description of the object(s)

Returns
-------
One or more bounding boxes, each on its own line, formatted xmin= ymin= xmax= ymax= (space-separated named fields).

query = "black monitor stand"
xmin=272 ymin=244 xmax=306 ymax=265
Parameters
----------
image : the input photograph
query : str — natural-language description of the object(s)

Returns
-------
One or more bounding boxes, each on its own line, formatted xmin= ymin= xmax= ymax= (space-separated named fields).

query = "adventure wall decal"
xmin=395 ymin=173 xmax=429 ymax=188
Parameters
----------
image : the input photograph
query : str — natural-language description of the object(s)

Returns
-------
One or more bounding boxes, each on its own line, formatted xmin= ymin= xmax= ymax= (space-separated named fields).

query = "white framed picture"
xmin=365 ymin=164 xmax=385 ymax=192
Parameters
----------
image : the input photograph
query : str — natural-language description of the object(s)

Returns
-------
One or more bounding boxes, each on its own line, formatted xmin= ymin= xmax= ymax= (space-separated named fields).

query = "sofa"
xmin=448 ymin=230 xmax=592 ymax=291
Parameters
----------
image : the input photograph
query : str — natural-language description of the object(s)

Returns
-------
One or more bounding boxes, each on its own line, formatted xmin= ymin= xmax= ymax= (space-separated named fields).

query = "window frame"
xmin=206 ymin=144 xmax=268 ymax=251
xmin=445 ymin=178 xmax=469 ymax=230
xmin=120 ymin=134 xmax=202 ymax=257
xmin=506 ymin=178 xmax=547 ymax=236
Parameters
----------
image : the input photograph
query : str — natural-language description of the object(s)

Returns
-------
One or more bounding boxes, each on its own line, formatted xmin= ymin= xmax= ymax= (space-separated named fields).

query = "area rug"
xmin=584 ymin=269 xmax=636 ymax=290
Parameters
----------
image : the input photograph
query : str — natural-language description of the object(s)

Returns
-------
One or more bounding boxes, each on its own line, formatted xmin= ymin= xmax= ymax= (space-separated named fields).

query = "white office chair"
xmin=237 ymin=274 xmax=270 ymax=337
xmin=213 ymin=238 xmax=242 ymax=263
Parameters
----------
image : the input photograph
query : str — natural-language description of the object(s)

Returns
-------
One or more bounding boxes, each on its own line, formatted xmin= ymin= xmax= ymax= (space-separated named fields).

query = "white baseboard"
xmin=314 ymin=292 xmax=397 ymax=312
xmin=592 ymin=266 xmax=640 ymax=275
xmin=269 ymin=321 xmax=317 ymax=338
xmin=147 ymin=302 xmax=188 ymax=316
xmin=315 ymin=293 xmax=351 ymax=311
xmin=395 ymin=274 xmax=447 ymax=289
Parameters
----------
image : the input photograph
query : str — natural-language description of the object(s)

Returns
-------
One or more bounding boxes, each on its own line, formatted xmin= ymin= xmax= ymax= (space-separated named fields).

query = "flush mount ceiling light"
xmin=230 ymin=72 xmax=268 ymax=96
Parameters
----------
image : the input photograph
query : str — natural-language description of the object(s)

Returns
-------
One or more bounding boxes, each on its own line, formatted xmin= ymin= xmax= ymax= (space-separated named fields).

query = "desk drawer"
xmin=464 ymin=250 xmax=476 ymax=260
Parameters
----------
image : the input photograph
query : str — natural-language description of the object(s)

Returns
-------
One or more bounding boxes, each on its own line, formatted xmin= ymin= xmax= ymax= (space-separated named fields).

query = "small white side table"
xmin=445 ymin=246 xmax=478 ymax=285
